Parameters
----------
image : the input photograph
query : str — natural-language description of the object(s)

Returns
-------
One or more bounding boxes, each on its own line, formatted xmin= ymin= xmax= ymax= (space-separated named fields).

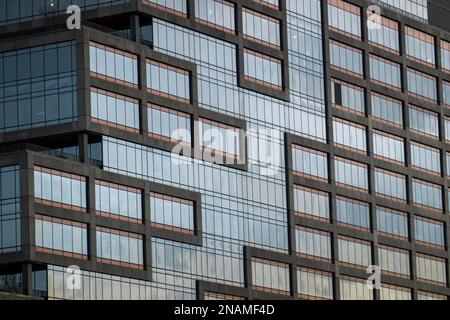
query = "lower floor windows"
xmin=297 ymin=267 xmax=333 ymax=300
xmin=35 ymin=214 xmax=88 ymax=259
xmin=380 ymin=284 xmax=411 ymax=300
xmin=377 ymin=245 xmax=410 ymax=278
xmin=416 ymin=253 xmax=447 ymax=286
xmin=96 ymin=227 xmax=144 ymax=269
xmin=339 ymin=276 xmax=373 ymax=300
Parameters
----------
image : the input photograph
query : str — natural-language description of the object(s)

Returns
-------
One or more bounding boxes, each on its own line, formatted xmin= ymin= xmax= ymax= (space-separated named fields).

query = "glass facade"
xmin=0 ymin=165 xmax=20 ymax=253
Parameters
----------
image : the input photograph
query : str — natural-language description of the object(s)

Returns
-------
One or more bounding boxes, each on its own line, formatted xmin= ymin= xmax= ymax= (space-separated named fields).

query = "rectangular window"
xmin=292 ymin=145 xmax=328 ymax=182
xmin=251 ymin=258 xmax=290 ymax=296
xmin=416 ymin=254 xmax=447 ymax=286
xmin=373 ymin=130 xmax=404 ymax=164
xmin=407 ymin=68 xmax=437 ymax=103
xmin=405 ymin=26 xmax=435 ymax=66
xmin=336 ymin=196 xmax=370 ymax=230
xmin=338 ymin=235 xmax=371 ymax=268
xmin=376 ymin=206 xmax=408 ymax=239
xmin=147 ymin=60 xmax=190 ymax=103
xmin=339 ymin=276 xmax=373 ymax=300
xmin=410 ymin=141 xmax=441 ymax=174
xmin=330 ymin=40 xmax=363 ymax=77
xmin=96 ymin=226 xmax=144 ymax=269
xmin=374 ymin=168 xmax=406 ymax=202
xmin=295 ymin=226 xmax=331 ymax=261
xmin=89 ymin=42 xmax=138 ymax=88
xmin=95 ymin=180 xmax=143 ymax=223
xmin=328 ymin=0 xmax=361 ymax=39
xmin=333 ymin=118 xmax=367 ymax=154
xmin=90 ymin=88 xmax=140 ymax=133
xmin=334 ymin=157 xmax=368 ymax=192
xmin=378 ymin=244 xmax=410 ymax=278
xmin=34 ymin=166 xmax=87 ymax=212
xmin=143 ymin=0 xmax=187 ymax=16
xmin=443 ymin=80 xmax=450 ymax=107
xmin=368 ymin=15 xmax=399 ymax=53
xmin=331 ymin=79 xmax=365 ymax=114
xmin=442 ymin=40 xmax=450 ymax=73
xmin=412 ymin=178 xmax=442 ymax=212
xmin=243 ymin=8 xmax=281 ymax=48
xmin=150 ymin=192 xmax=195 ymax=234
xmin=195 ymin=0 xmax=235 ymax=33
xmin=243 ymin=49 xmax=282 ymax=89
xmin=380 ymin=284 xmax=411 ymax=300
xmin=446 ymin=117 xmax=450 ymax=141
xmin=369 ymin=55 xmax=401 ymax=90
xmin=35 ymin=214 xmax=88 ymax=259
xmin=371 ymin=92 xmax=403 ymax=127
xmin=414 ymin=216 xmax=445 ymax=248
xmin=417 ymin=291 xmax=447 ymax=300
xmin=293 ymin=186 xmax=330 ymax=222
xmin=409 ymin=105 xmax=439 ymax=138
xmin=199 ymin=118 xmax=242 ymax=161
xmin=297 ymin=267 xmax=333 ymax=300
xmin=148 ymin=104 xmax=191 ymax=145
xmin=0 ymin=165 xmax=21 ymax=254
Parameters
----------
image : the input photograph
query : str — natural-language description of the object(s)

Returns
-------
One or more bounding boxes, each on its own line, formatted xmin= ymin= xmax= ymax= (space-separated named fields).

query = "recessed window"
xmin=95 ymin=180 xmax=143 ymax=223
xmin=331 ymin=79 xmax=365 ymax=114
xmin=334 ymin=157 xmax=368 ymax=192
xmin=418 ymin=291 xmax=447 ymax=300
xmin=148 ymin=104 xmax=191 ymax=145
xmin=336 ymin=196 xmax=370 ymax=230
xmin=409 ymin=105 xmax=439 ymax=139
xmin=405 ymin=26 xmax=435 ymax=66
xmin=147 ymin=60 xmax=191 ymax=103
xmin=195 ymin=0 xmax=235 ymax=33
xmin=369 ymin=55 xmax=401 ymax=90
xmin=373 ymin=130 xmax=405 ymax=164
xmin=297 ymin=267 xmax=333 ymax=300
xmin=251 ymin=0 xmax=279 ymax=10
xmin=295 ymin=226 xmax=331 ymax=261
xmin=374 ymin=168 xmax=406 ymax=203
xmin=292 ymin=145 xmax=328 ymax=182
xmin=243 ymin=8 xmax=281 ymax=48
xmin=368 ymin=15 xmax=399 ymax=54
xmin=416 ymin=253 xmax=447 ymax=286
xmin=441 ymin=40 xmax=450 ymax=73
xmin=339 ymin=276 xmax=373 ymax=300
xmin=293 ymin=186 xmax=330 ymax=222
xmin=371 ymin=92 xmax=403 ymax=127
xmin=333 ymin=118 xmax=367 ymax=154
xmin=90 ymin=88 xmax=140 ymax=133
xmin=443 ymin=80 xmax=450 ymax=107
xmin=328 ymin=0 xmax=361 ymax=39
xmin=407 ymin=68 xmax=437 ymax=103
xmin=251 ymin=257 xmax=290 ymax=296
xmin=35 ymin=214 xmax=88 ymax=259
xmin=376 ymin=206 xmax=408 ymax=239
xmin=150 ymin=192 xmax=195 ymax=234
xmin=330 ymin=40 xmax=363 ymax=77
xmin=377 ymin=244 xmax=410 ymax=278
xmin=338 ymin=235 xmax=371 ymax=268
xmin=414 ymin=216 xmax=445 ymax=248
xmin=410 ymin=141 xmax=441 ymax=174
xmin=380 ymin=284 xmax=411 ymax=300
xmin=412 ymin=178 xmax=442 ymax=212
xmin=243 ymin=49 xmax=282 ymax=89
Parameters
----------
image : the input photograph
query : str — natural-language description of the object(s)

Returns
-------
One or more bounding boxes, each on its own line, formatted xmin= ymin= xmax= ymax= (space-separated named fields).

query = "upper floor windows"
xmin=416 ymin=253 xmax=447 ymax=286
xmin=376 ymin=206 xmax=408 ymax=239
xmin=295 ymin=226 xmax=332 ymax=261
xmin=90 ymin=88 xmax=140 ymax=133
xmin=410 ymin=141 xmax=441 ymax=174
xmin=405 ymin=26 xmax=435 ymax=66
xmin=368 ymin=15 xmax=399 ymax=54
xmin=331 ymin=79 xmax=365 ymax=114
xmin=251 ymin=257 xmax=290 ymax=296
xmin=336 ymin=196 xmax=370 ymax=230
xmin=409 ymin=105 xmax=439 ymax=138
xmin=35 ymin=214 xmax=88 ymax=259
xmin=371 ymin=92 xmax=403 ymax=127
xmin=334 ymin=157 xmax=368 ymax=192
xmin=330 ymin=40 xmax=363 ymax=78
xmin=414 ymin=216 xmax=445 ymax=248
xmin=333 ymin=118 xmax=367 ymax=154
xmin=199 ymin=118 xmax=242 ymax=161
xmin=150 ymin=192 xmax=195 ymax=234
xmin=442 ymin=40 xmax=450 ymax=73
xmin=373 ymin=130 xmax=405 ymax=164
xmin=374 ymin=168 xmax=406 ymax=202
xmin=195 ymin=0 xmax=235 ymax=33
xmin=89 ymin=42 xmax=138 ymax=88
xmin=292 ymin=145 xmax=328 ymax=182
xmin=243 ymin=49 xmax=282 ymax=89
xmin=297 ymin=267 xmax=333 ymax=300
xmin=243 ymin=8 xmax=281 ymax=49
xmin=369 ymin=55 xmax=401 ymax=90
xmin=412 ymin=178 xmax=442 ymax=212
xmin=95 ymin=180 xmax=143 ymax=223
xmin=148 ymin=104 xmax=191 ymax=145
xmin=328 ymin=0 xmax=361 ymax=39
xmin=147 ymin=60 xmax=191 ymax=103
xmin=293 ymin=186 xmax=330 ymax=222
xmin=96 ymin=226 xmax=144 ymax=269
xmin=34 ymin=166 xmax=87 ymax=212
xmin=144 ymin=0 xmax=187 ymax=16
xmin=407 ymin=68 xmax=437 ymax=103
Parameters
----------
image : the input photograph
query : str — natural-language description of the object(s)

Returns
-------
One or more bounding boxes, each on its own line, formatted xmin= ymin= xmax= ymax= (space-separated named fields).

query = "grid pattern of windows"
xmin=295 ymin=226 xmax=331 ymax=261
xmin=243 ymin=49 xmax=282 ymax=89
xmin=0 ymin=41 xmax=77 ymax=132
xmin=0 ymin=165 xmax=20 ymax=253
xmin=243 ymin=8 xmax=281 ymax=48
xmin=95 ymin=180 xmax=143 ymax=223
xmin=292 ymin=146 xmax=328 ymax=182
xmin=89 ymin=42 xmax=138 ymax=88
xmin=34 ymin=166 xmax=87 ymax=212
xmin=297 ymin=267 xmax=333 ymax=300
xmin=35 ymin=214 xmax=88 ymax=259
xmin=327 ymin=0 xmax=361 ymax=39
xmin=251 ymin=258 xmax=290 ymax=296
xmin=96 ymin=227 xmax=144 ymax=269
xmin=147 ymin=60 xmax=190 ymax=103
xmin=195 ymin=0 xmax=235 ymax=33
xmin=150 ymin=192 xmax=195 ymax=234
xmin=330 ymin=40 xmax=363 ymax=77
